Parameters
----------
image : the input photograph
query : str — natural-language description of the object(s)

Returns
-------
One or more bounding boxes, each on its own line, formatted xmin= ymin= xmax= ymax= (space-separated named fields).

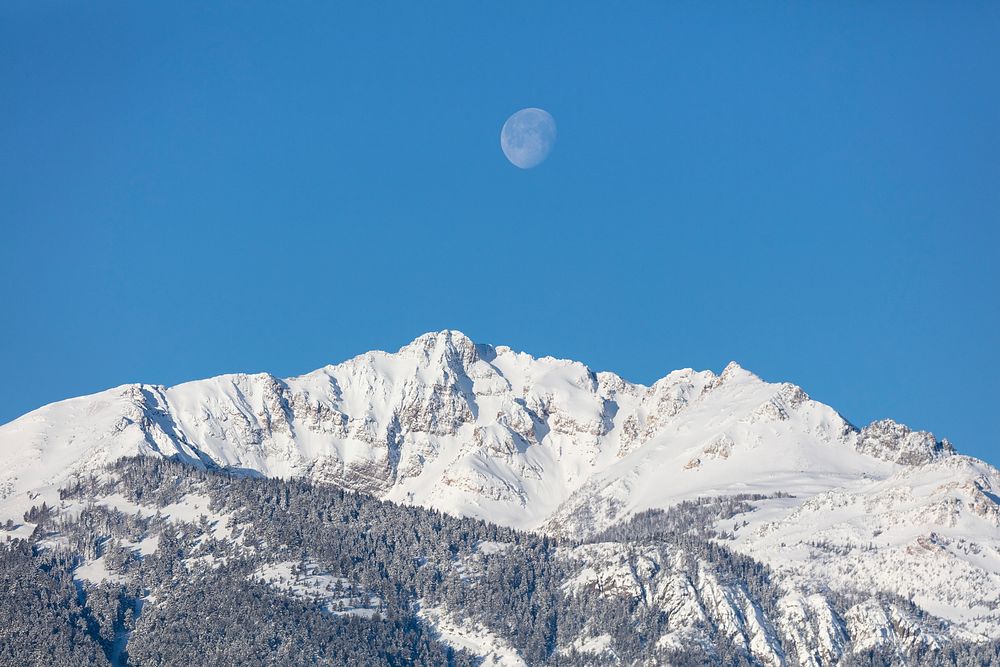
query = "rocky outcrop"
xmin=855 ymin=419 xmax=954 ymax=465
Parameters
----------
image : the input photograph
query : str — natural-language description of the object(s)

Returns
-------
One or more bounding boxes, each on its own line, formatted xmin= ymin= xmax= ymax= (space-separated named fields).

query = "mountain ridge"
xmin=2 ymin=329 xmax=997 ymax=642
xmin=0 ymin=330 xmax=955 ymax=521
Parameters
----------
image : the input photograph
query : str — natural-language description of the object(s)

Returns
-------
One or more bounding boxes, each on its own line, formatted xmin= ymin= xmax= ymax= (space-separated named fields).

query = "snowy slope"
xmin=0 ymin=329 xmax=995 ymax=641
xmin=734 ymin=455 xmax=1000 ymax=640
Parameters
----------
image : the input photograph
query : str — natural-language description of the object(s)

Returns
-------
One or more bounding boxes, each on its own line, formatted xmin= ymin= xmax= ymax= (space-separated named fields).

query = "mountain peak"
xmin=716 ymin=360 xmax=762 ymax=385
xmin=398 ymin=330 xmax=479 ymax=366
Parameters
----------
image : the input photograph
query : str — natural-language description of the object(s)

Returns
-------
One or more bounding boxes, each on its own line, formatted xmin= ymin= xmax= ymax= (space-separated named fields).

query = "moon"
xmin=501 ymin=108 xmax=557 ymax=169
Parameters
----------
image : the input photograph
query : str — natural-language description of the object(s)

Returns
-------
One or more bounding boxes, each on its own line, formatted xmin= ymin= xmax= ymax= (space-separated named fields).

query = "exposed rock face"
xmin=560 ymin=542 xmax=785 ymax=667
xmin=855 ymin=418 xmax=955 ymax=465
xmin=559 ymin=542 xmax=950 ymax=667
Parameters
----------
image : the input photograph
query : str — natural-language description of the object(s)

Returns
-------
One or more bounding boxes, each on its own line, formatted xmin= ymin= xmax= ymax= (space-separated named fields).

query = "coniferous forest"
xmin=2 ymin=457 xmax=998 ymax=666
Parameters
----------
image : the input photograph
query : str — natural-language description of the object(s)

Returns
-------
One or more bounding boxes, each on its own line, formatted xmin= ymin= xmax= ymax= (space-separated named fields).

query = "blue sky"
xmin=1 ymin=3 xmax=998 ymax=464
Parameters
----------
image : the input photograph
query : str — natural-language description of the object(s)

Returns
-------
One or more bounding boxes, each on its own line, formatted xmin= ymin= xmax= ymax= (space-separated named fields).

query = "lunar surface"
xmin=500 ymin=107 xmax=556 ymax=168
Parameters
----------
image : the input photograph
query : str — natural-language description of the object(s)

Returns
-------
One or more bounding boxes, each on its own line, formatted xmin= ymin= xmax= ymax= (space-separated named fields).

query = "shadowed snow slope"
xmin=1 ymin=330 xmax=996 ymax=638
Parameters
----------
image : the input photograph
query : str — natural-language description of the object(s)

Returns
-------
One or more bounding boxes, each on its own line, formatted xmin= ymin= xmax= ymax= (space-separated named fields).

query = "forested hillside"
xmin=2 ymin=457 xmax=999 ymax=666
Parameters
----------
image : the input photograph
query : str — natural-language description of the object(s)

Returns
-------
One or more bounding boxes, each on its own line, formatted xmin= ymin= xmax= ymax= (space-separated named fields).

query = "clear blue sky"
xmin=2 ymin=3 xmax=997 ymax=464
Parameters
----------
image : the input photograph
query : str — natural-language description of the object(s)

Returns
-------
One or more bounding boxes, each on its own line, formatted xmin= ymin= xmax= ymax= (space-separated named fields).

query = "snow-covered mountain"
xmin=1 ymin=330 xmax=997 ymax=645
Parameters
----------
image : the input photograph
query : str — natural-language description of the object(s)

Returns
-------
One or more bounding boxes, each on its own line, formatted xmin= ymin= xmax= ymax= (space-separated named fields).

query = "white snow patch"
xmin=252 ymin=561 xmax=380 ymax=617
xmin=418 ymin=603 xmax=526 ymax=666
xmin=74 ymin=556 xmax=125 ymax=584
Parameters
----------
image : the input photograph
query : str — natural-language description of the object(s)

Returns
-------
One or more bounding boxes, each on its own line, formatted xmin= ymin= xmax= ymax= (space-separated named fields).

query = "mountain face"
xmin=1 ymin=330 xmax=998 ymax=660
xmin=0 ymin=330 xmax=955 ymax=521
xmin=11 ymin=456 xmax=994 ymax=667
